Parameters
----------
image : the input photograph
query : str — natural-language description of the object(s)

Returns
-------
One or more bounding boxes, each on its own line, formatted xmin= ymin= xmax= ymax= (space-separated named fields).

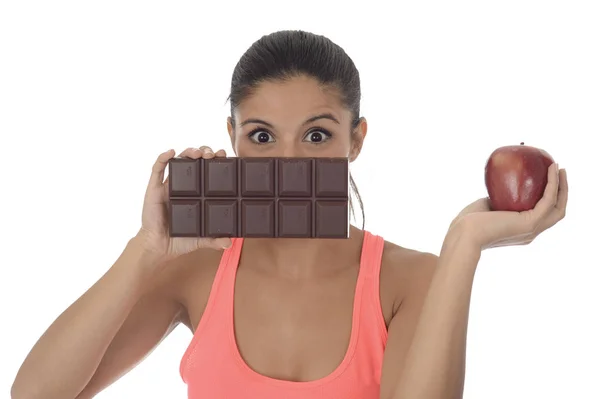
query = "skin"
xmin=11 ymin=75 xmax=568 ymax=399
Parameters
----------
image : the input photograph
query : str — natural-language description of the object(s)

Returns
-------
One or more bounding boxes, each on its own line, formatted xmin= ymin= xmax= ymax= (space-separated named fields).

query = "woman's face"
xmin=228 ymin=75 xmax=367 ymax=161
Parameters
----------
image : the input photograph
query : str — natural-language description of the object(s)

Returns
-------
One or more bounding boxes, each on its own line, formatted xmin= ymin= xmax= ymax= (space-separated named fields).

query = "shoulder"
xmin=381 ymin=240 xmax=438 ymax=283
xmin=380 ymin=239 xmax=438 ymax=315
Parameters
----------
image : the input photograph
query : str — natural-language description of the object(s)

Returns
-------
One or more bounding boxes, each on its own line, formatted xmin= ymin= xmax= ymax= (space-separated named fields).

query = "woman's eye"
xmin=303 ymin=130 xmax=332 ymax=143
xmin=249 ymin=130 xmax=274 ymax=144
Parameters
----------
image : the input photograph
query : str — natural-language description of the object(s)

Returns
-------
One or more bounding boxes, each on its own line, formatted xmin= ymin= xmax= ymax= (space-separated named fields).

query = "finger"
xmin=529 ymin=163 xmax=559 ymax=221
xmin=200 ymin=146 xmax=215 ymax=159
xmin=555 ymin=168 xmax=568 ymax=213
xmin=178 ymin=147 xmax=203 ymax=159
xmin=149 ymin=149 xmax=175 ymax=187
xmin=538 ymin=168 xmax=568 ymax=230
xmin=215 ymin=149 xmax=227 ymax=157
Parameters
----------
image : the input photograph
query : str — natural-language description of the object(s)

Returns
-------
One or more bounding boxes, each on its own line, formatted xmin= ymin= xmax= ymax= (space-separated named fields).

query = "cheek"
xmin=234 ymin=141 xmax=253 ymax=157
xmin=331 ymin=136 xmax=354 ymax=155
xmin=305 ymin=138 xmax=353 ymax=159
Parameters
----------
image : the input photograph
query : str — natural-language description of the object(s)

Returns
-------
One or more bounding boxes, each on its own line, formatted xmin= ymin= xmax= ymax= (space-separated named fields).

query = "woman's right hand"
xmin=135 ymin=146 xmax=233 ymax=265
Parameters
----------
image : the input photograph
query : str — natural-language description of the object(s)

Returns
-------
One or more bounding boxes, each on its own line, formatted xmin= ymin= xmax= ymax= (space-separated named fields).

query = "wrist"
xmin=445 ymin=218 xmax=483 ymax=252
xmin=104 ymin=240 xmax=159 ymax=299
xmin=132 ymin=228 xmax=170 ymax=262
xmin=440 ymin=221 xmax=482 ymax=274
xmin=117 ymin=234 xmax=167 ymax=279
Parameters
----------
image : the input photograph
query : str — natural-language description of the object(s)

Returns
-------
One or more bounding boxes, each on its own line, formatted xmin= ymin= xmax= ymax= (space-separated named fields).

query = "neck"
xmin=243 ymin=225 xmax=363 ymax=279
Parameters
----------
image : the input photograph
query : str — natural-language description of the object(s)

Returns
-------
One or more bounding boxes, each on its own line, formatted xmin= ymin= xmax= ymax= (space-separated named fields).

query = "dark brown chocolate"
xmin=168 ymin=157 xmax=349 ymax=238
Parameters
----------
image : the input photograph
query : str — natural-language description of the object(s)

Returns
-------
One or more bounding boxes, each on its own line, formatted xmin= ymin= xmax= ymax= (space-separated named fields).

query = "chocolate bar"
xmin=168 ymin=157 xmax=349 ymax=238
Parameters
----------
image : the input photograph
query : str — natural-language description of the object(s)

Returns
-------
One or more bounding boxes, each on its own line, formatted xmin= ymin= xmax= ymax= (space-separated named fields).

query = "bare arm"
xmin=11 ymin=235 xmax=185 ymax=399
xmin=11 ymin=147 xmax=233 ymax=399
xmin=380 ymin=228 xmax=480 ymax=399
xmin=380 ymin=165 xmax=566 ymax=399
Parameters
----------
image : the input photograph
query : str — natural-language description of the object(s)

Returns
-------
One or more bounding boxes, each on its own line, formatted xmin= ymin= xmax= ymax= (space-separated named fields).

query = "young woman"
xmin=12 ymin=30 xmax=568 ymax=399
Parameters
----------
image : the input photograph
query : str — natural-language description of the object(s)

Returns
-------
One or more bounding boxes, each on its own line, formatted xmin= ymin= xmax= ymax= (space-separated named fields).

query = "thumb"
xmin=457 ymin=197 xmax=491 ymax=217
xmin=216 ymin=237 xmax=233 ymax=249
xmin=449 ymin=197 xmax=491 ymax=231
xmin=200 ymin=237 xmax=232 ymax=250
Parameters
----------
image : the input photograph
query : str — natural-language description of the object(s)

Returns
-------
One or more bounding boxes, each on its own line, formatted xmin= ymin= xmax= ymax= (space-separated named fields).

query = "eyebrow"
xmin=239 ymin=113 xmax=340 ymax=128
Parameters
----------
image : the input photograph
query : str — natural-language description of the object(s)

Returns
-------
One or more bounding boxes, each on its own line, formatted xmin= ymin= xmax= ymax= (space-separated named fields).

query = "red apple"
xmin=484 ymin=142 xmax=554 ymax=212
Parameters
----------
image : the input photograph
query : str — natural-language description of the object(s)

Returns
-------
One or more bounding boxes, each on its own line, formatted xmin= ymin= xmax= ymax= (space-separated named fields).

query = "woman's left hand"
xmin=449 ymin=163 xmax=568 ymax=250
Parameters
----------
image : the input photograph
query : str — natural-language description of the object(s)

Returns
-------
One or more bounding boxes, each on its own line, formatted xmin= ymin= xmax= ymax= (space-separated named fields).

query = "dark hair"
xmin=227 ymin=30 xmax=365 ymax=229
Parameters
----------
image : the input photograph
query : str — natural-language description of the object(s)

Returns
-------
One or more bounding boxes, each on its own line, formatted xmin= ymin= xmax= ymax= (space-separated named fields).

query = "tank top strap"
xmin=360 ymin=231 xmax=385 ymax=280
xmin=215 ymin=237 xmax=244 ymax=309
xmin=358 ymin=231 xmax=388 ymax=340
xmin=222 ymin=238 xmax=244 ymax=277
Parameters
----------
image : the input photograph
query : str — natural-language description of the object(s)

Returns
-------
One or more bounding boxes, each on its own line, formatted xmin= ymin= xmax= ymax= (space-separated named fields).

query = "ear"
xmin=349 ymin=117 xmax=367 ymax=162
xmin=227 ymin=116 xmax=236 ymax=152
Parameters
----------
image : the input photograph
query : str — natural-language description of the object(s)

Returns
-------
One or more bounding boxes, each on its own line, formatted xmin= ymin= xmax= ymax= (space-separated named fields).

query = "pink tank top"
xmin=179 ymin=231 xmax=388 ymax=398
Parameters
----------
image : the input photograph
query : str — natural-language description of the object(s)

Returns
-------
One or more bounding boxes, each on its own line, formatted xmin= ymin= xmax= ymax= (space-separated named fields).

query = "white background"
xmin=1 ymin=1 xmax=599 ymax=398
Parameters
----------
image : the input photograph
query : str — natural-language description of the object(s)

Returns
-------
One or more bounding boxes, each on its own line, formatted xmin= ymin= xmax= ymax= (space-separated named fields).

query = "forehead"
xmin=234 ymin=75 xmax=351 ymax=125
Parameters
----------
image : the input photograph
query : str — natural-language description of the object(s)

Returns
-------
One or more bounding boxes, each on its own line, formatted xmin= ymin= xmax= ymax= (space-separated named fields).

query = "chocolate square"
xmin=241 ymin=158 xmax=275 ymax=197
xmin=169 ymin=200 xmax=201 ymax=237
xmin=204 ymin=199 xmax=237 ymax=237
xmin=315 ymin=158 xmax=348 ymax=197
xmin=204 ymin=158 xmax=237 ymax=197
xmin=278 ymin=200 xmax=312 ymax=238
xmin=169 ymin=158 xmax=201 ymax=196
xmin=315 ymin=200 xmax=348 ymax=238
xmin=278 ymin=158 xmax=312 ymax=197
xmin=241 ymin=200 xmax=275 ymax=237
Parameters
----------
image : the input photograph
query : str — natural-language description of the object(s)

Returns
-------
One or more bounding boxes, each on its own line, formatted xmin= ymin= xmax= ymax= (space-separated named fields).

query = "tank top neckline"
xmin=223 ymin=231 xmax=378 ymax=388
xmin=179 ymin=230 xmax=388 ymax=390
